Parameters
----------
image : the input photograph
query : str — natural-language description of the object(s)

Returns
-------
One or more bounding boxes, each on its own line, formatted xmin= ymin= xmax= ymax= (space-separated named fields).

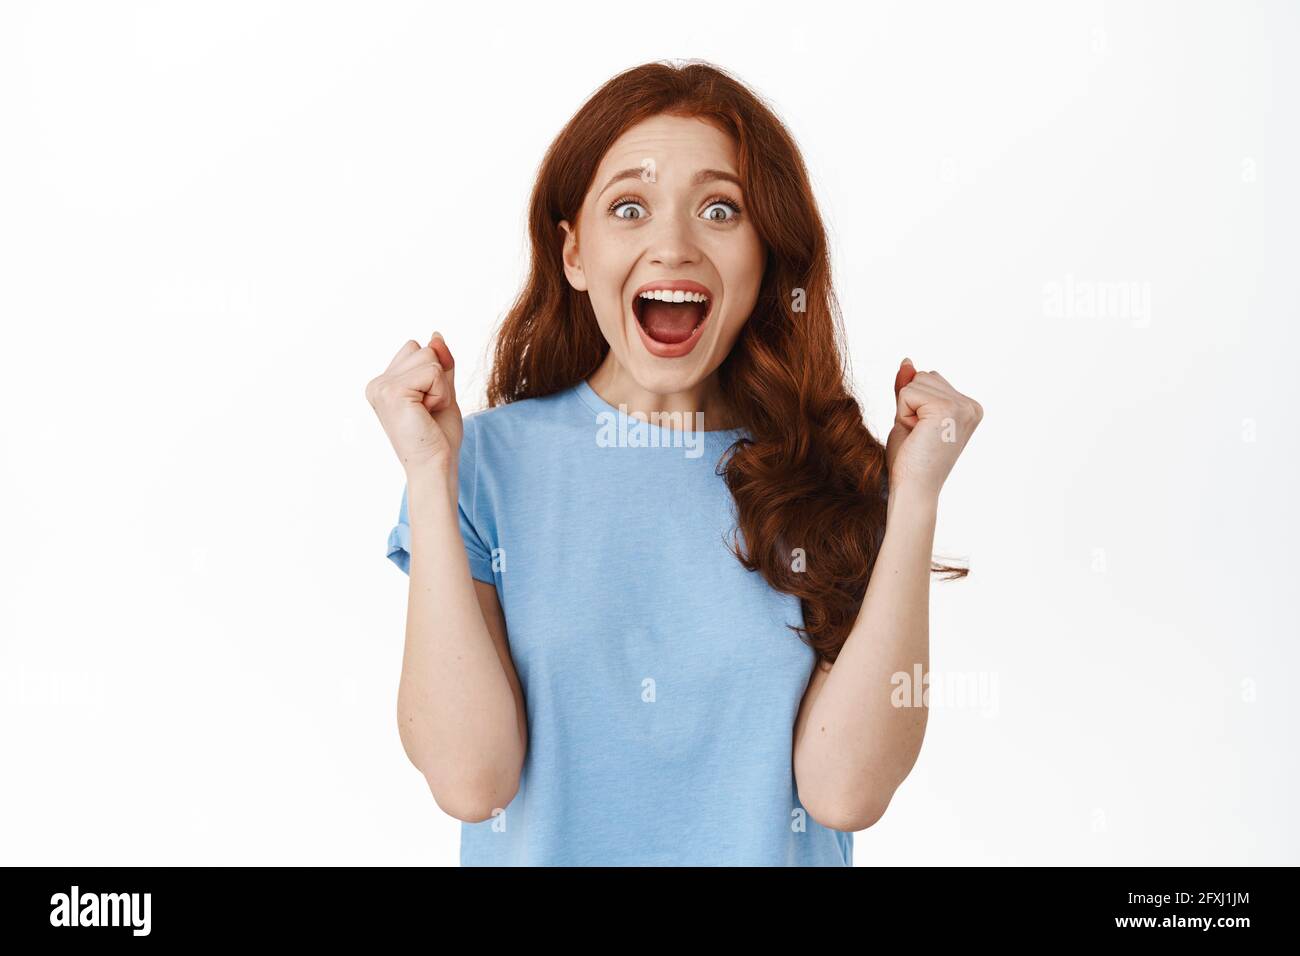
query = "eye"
xmin=607 ymin=196 xmax=648 ymax=220
xmin=701 ymin=197 xmax=743 ymax=223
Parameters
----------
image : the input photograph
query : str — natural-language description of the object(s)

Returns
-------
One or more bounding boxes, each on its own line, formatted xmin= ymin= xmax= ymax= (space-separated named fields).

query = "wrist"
xmin=405 ymin=458 xmax=458 ymax=502
xmin=886 ymin=480 xmax=940 ymax=520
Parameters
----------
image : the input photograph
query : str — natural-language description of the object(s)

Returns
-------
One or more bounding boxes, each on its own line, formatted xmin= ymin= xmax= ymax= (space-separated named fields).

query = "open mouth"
xmin=632 ymin=286 xmax=713 ymax=346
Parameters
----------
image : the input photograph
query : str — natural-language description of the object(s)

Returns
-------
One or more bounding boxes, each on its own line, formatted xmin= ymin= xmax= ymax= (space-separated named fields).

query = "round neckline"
xmin=574 ymin=379 xmax=747 ymax=439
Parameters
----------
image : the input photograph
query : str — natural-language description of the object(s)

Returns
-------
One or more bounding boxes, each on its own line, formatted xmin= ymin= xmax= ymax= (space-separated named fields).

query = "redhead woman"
xmin=364 ymin=60 xmax=983 ymax=866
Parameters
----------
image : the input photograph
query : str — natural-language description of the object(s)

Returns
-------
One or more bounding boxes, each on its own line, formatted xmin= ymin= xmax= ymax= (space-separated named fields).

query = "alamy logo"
xmin=595 ymin=407 xmax=707 ymax=458
xmin=49 ymin=885 xmax=151 ymax=936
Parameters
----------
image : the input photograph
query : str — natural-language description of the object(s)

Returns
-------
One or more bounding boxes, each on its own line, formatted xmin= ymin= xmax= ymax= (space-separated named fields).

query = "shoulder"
xmin=461 ymin=385 xmax=585 ymax=461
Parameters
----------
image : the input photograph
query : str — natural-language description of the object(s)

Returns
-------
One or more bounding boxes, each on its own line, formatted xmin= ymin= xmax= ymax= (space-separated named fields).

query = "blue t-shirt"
xmin=386 ymin=378 xmax=853 ymax=866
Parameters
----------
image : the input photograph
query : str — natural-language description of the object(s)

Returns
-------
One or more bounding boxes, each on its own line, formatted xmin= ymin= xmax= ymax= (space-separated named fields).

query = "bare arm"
xmin=793 ymin=360 xmax=981 ymax=831
xmin=366 ymin=333 xmax=527 ymax=824
xmin=792 ymin=485 xmax=937 ymax=831
xmin=396 ymin=463 xmax=527 ymax=824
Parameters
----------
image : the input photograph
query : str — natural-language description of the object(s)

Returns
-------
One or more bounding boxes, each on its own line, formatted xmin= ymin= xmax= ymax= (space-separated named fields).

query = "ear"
xmin=558 ymin=219 xmax=588 ymax=292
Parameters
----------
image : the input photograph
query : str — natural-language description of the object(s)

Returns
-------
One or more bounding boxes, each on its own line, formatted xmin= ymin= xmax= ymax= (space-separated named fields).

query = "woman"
xmin=365 ymin=60 xmax=983 ymax=866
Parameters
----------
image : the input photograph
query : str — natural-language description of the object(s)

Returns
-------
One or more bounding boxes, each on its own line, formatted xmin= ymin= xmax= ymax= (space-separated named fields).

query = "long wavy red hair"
xmin=483 ymin=59 xmax=966 ymax=666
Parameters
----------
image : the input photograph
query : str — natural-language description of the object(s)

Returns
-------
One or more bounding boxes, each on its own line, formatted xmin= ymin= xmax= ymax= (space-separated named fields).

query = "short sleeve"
xmin=385 ymin=413 xmax=497 ymax=584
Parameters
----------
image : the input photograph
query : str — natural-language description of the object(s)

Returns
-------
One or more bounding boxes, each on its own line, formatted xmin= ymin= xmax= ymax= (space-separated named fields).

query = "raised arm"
xmin=793 ymin=359 xmax=982 ymax=829
xmin=366 ymin=333 xmax=527 ymax=822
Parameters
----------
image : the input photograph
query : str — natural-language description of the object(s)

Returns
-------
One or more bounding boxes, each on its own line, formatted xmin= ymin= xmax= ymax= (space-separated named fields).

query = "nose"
xmin=647 ymin=211 xmax=701 ymax=269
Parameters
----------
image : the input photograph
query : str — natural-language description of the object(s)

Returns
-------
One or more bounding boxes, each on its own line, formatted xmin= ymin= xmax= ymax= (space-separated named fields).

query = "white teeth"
xmin=637 ymin=289 xmax=709 ymax=303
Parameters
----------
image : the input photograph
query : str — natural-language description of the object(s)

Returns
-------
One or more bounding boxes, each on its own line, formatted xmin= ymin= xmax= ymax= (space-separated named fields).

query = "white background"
xmin=1 ymin=0 xmax=1296 ymax=865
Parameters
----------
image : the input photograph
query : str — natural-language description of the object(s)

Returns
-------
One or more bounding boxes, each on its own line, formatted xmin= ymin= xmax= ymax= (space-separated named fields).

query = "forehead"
xmin=594 ymin=114 xmax=738 ymax=180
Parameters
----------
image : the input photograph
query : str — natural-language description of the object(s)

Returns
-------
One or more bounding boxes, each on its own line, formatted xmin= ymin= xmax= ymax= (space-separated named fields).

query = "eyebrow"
xmin=597 ymin=167 xmax=742 ymax=198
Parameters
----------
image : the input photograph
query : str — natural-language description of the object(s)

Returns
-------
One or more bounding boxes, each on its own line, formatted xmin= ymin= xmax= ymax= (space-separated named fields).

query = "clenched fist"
xmin=365 ymin=332 xmax=463 ymax=479
xmin=884 ymin=357 xmax=983 ymax=500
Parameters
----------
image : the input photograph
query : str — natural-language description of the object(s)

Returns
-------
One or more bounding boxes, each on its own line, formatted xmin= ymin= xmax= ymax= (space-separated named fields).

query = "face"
xmin=559 ymin=113 xmax=765 ymax=401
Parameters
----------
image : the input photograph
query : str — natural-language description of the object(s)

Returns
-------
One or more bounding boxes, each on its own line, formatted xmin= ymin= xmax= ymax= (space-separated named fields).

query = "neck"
xmin=586 ymin=355 xmax=737 ymax=432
